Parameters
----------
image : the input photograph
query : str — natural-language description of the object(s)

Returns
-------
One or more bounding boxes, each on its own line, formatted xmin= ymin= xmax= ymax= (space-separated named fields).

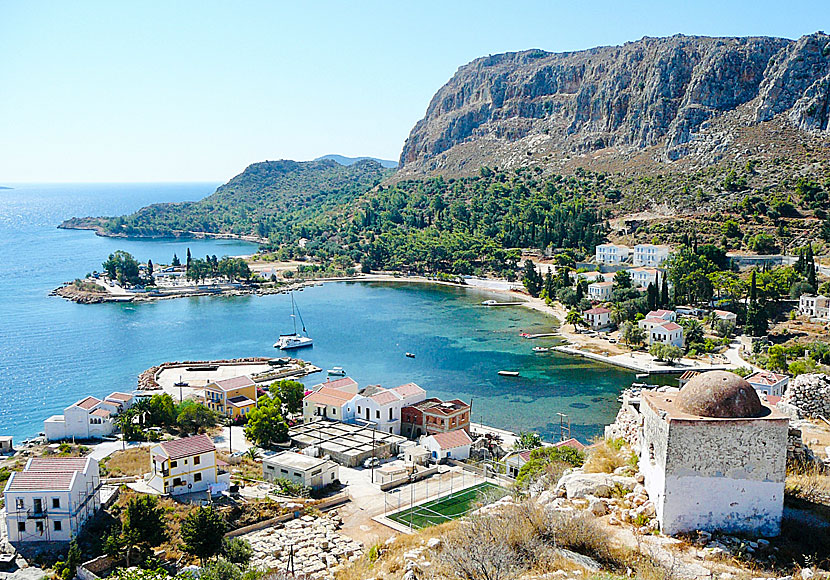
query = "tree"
xmin=612 ymin=270 xmax=632 ymax=292
xmin=186 ymin=248 xmax=192 ymax=270
xmin=221 ymin=537 xmax=253 ymax=567
xmin=102 ymin=250 xmax=141 ymax=286
xmin=105 ymin=495 xmax=166 ymax=567
xmin=244 ymin=398 xmax=288 ymax=447
xmin=181 ymin=506 xmax=226 ymax=563
xmin=513 ymin=431 xmax=542 ymax=450
xmin=660 ymin=274 xmax=670 ymax=307
xmin=679 ymin=318 xmax=704 ymax=346
xmin=522 ymin=260 xmax=542 ymax=297
xmin=146 ymin=259 xmax=154 ymax=277
xmin=746 ymin=270 xmax=769 ymax=337
xmin=646 ymin=282 xmax=658 ymax=311
xmin=171 ymin=253 xmax=181 ymax=267
xmin=54 ymin=540 xmax=82 ymax=580
xmin=715 ymin=319 xmax=736 ymax=338
xmin=565 ymin=310 xmax=582 ymax=329
xmin=176 ymin=401 xmax=217 ymax=434
xmin=767 ymin=345 xmax=788 ymax=373
xmin=747 ymin=233 xmax=777 ymax=254
xmin=147 ymin=393 xmax=177 ymax=427
xmin=269 ymin=380 xmax=304 ymax=415
xmin=621 ymin=322 xmax=645 ymax=347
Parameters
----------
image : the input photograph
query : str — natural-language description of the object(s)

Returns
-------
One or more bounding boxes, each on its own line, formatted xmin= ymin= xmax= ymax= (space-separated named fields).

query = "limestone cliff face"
xmin=400 ymin=33 xmax=830 ymax=172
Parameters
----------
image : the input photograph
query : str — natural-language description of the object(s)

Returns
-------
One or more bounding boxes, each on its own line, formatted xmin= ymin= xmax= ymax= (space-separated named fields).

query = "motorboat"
xmin=405 ymin=352 xmax=415 ymax=358
xmin=327 ymin=366 xmax=346 ymax=376
xmin=498 ymin=370 xmax=520 ymax=377
xmin=532 ymin=346 xmax=550 ymax=353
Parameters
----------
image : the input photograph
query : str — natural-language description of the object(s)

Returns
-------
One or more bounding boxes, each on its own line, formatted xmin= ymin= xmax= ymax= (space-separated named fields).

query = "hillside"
xmin=398 ymin=33 xmax=830 ymax=177
xmin=64 ymin=159 xmax=393 ymax=240
xmin=315 ymin=154 xmax=398 ymax=168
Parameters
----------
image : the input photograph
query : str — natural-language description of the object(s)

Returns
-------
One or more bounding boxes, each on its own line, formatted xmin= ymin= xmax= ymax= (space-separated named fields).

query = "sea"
xmin=0 ymin=183 xmax=635 ymax=444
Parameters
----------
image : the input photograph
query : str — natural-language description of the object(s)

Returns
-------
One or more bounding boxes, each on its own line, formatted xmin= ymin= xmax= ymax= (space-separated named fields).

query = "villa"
xmin=588 ymin=281 xmax=614 ymax=301
xmin=303 ymin=386 xmax=359 ymax=423
xmin=798 ymin=294 xmax=830 ymax=320
xmin=421 ymin=429 xmax=473 ymax=462
xmin=354 ymin=383 xmax=427 ymax=435
xmin=203 ymin=376 xmax=258 ymax=420
xmin=627 ymin=267 xmax=661 ymax=288
xmin=3 ymin=457 xmax=101 ymax=544
xmin=583 ymin=307 xmax=612 ymax=330
xmin=712 ymin=309 xmax=738 ymax=323
xmin=147 ymin=434 xmax=229 ymax=496
xmin=639 ymin=317 xmax=684 ymax=347
xmin=595 ymin=243 xmax=631 ymax=266
xmin=633 ymin=244 xmax=671 ymax=267
xmin=44 ymin=396 xmax=117 ymax=442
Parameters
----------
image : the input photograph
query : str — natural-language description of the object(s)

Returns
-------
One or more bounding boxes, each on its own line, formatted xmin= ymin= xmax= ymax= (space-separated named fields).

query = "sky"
xmin=0 ymin=1 xmax=826 ymax=183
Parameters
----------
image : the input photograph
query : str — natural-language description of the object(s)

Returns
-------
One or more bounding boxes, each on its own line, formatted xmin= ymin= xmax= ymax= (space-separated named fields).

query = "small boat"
xmin=498 ymin=370 xmax=520 ymax=377
xmin=481 ymin=300 xmax=498 ymax=306
xmin=275 ymin=291 xmax=313 ymax=350
xmin=327 ymin=366 xmax=346 ymax=376
xmin=532 ymin=347 xmax=550 ymax=353
xmin=405 ymin=352 xmax=415 ymax=358
xmin=636 ymin=373 xmax=649 ymax=379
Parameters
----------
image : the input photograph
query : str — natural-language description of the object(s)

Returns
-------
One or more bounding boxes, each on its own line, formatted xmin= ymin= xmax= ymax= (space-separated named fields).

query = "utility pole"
xmin=371 ymin=427 xmax=376 ymax=484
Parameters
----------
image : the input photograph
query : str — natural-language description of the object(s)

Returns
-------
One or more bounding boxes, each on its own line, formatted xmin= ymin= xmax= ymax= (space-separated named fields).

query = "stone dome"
xmin=675 ymin=371 xmax=763 ymax=418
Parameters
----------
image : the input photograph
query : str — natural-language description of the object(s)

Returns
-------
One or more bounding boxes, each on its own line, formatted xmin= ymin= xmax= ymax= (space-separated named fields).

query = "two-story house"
xmin=203 ymin=376 xmax=258 ymax=420
xmin=354 ymin=383 xmax=427 ymax=434
xmin=646 ymin=309 xmax=676 ymax=322
xmin=588 ymin=281 xmax=614 ymax=302
xmin=3 ymin=457 xmax=100 ymax=544
xmin=633 ymin=244 xmax=671 ymax=267
xmin=798 ymin=294 xmax=830 ymax=320
xmin=627 ymin=267 xmax=661 ymax=288
xmin=44 ymin=396 xmax=116 ymax=442
xmin=639 ymin=317 xmax=684 ymax=348
xmin=746 ymin=371 xmax=789 ymax=398
xmin=583 ymin=307 xmax=612 ymax=330
xmin=147 ymin=434 xmax=229 ymax=495
xmin=401 ymin=398 xmax=471 ymax=439
xmin=595 ymin=244 xmax=631 ymax=265
xmin=302 ymin=386 xmax=359 ymax=423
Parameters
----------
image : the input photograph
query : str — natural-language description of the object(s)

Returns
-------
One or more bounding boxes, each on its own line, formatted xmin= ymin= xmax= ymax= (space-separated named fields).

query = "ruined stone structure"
xmin=639 ymin=371 xmax=788 ymax=536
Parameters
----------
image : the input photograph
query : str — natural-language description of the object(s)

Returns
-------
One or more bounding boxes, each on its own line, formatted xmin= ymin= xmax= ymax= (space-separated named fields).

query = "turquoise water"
xmin=0 ymin=184 xmax=634 ymax=443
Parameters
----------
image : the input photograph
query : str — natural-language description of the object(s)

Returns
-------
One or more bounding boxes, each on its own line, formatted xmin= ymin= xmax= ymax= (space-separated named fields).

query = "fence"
xmin=383 ymin=464 xmax=492 ymax=517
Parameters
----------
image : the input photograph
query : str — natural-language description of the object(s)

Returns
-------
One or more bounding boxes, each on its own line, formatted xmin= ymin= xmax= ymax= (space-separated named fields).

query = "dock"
xmin=552 ymin=345 xmax=732 ymax=375
xmin=481 ymin=300 xmax=525 ymax=306
xmin=522 ymin=332 xmax=559 ymax=339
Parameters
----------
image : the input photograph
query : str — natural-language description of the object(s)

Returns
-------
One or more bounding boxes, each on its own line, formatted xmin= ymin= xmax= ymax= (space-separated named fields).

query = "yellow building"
xmin=203 ymin=376 xmax=258 ymax=420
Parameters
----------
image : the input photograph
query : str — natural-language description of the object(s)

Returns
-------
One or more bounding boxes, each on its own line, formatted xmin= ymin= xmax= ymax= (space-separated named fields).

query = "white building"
xmin=646 ymin=309 xmax=676 ymax=322
xmin=147 ymin=434 xmax=229 ymax=496
xmin=746 ymin=371 xmax=789 ymax=398
xmin=588 ymin=281 xmax=614 ymax=301
xmin=421 ymin=429 xmax=473 ymax=462
xmin=628 ymin=267 xmax=661 ymax=288
xmin=262 ymin=451 xmax=339 ymax=490
xmin=640 ymin=372 xmax=788 ymax=536
xmin=712 ymin=309 xmax=738 ymax=323
xmin=303 ymin=387 xmax=359 ymax=423
xmin=633 ymin=244 xmax=671 ymax=267
xmin=354 ymin=383 xmax=427 ymax=435
xmin=583 ymin=307 xmax=612 ymax=330
xmin=44 ymin=396 xmax=116 ymax=442
xmin=595 ymin=244 xmax=631 ymax=265
xmin=798 ymin=295 xmax=830 ymax=320
xmin=3 ymin=457 xmax=100 ymax=543
xmin=639 ymin=317 xmax=684 ymax=348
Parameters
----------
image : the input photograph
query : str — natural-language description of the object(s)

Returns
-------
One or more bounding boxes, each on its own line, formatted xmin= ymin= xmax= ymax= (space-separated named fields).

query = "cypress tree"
xmin=186 ymin=248 xmax=192 ymax=271
xmin=660 ymin=274 xmax=669 ymax=307
xmin=647 ymin=282 xmax=657 ymax=311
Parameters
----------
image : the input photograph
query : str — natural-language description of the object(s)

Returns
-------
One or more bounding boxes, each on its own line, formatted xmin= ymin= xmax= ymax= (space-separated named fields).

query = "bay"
xmin=0 ymin=183 xmax=634 ymax=443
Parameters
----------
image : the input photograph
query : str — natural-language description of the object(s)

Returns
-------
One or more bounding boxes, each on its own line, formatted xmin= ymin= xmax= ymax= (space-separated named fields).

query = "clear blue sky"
xmin=0 ymin=1 xmax=825 ymax=183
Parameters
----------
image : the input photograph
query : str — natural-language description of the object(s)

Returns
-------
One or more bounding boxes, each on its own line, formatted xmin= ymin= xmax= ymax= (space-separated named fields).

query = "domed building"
xmin=639 ymin=370 xmax=788 ymax=536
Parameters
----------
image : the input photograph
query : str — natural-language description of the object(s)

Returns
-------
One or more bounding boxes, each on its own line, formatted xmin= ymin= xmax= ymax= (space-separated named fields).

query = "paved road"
xmin=88 ymin=438 xmax=151 ymax=461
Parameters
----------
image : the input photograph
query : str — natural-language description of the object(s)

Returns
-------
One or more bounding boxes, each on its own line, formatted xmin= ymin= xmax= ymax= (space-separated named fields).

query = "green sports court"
xmin=386 ymin=481 xmax=508 ymax=530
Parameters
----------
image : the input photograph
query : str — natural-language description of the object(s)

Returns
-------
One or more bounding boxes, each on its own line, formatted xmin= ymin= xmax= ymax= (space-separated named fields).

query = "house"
xmin=640 ymin=371 xmax=787 ymax=535
xmin=595 ymin=244 xmax=631 ymax=265
xmin=104 ymin=392 xmax=134 ymax=412
xmin=147 ymin=434 xmax=229 ymax=495
xmin=262 ymin=451 xmax=339 ymax=490
xmin=798 ymin=295 xmax=830 ymax=319
xmin=712 ymin=310 xmax=738 ymax=323
xmin=303 ymin=387 xmax=359 ymax=423
xmin=627 ymin=267 xmax=661 ymax=288
xmin=633 ymin=244 xmax=671 ymax=267
xmin=746 ymin=371 xmax=789 ymax=398
xmin=421 ymin=429 xmax=473 ymax=462
xmin=354 ymin=383 xmax=427 ymax=435
xmin=646 ymin=309 xmax=676 ymax=322
xmin=583 ymin=307 xmax=612 ymax=330
xmin=639 ymin=317 xmax=684 ymax=348
xmin=505 ymin=450 xmax=532 ymax=478
xmin=203 ymin=376 xmax=258 ymax=420
xmin=676 ymin=305 xmax=704 ymax=317
xmin=309 ymin=376 xmax=359 ymax=394
xmin=3 ymin=457 xmax=100 ymax=543
xmin=401 ymin=398 xmax=471 ymax=439
xmin=44 ymin=396 xmax=116 ymax=442
xmin=588 ymin=281 xmax=614 ymax=301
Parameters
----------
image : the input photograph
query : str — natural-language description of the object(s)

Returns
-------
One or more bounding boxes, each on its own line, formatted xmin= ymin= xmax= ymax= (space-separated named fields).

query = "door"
xmin=365 ymin=407 xmax=370 ymax=421
xmin=33 ymin=498 xmax=43 ymax=514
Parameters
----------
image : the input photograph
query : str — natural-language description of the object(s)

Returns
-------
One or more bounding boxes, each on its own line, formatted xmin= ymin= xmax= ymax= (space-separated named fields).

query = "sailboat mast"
xmin=291 ymin=292 xmax=298 ymax=335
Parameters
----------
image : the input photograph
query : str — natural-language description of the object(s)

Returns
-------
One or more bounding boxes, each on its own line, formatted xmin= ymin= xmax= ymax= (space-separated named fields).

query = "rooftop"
xmin=91 ymin=408 xmax=111 ymax=418
xmin=392 ymin=382 xmax=426 ymax=398
xmin=264 ymin=451 xmax=333 ymax=471
xmin=6 ymin=471 xmax=78 ymax=492
xmin=289 ymin=420 xmax=406 ymax=459
xmin=27 ymin=457 xmax=92 ymax=472
xmin=369 ymin=389 xmax=402 ymax=405
xmin=226 ymin=395 xmax=256 ymax=408
xmin=590 ymin=281 xmax=614 ymax=287
xmin=305 ymin=387 xmax=357 ymax=407
xmin=584 ymin=307 xmax=611 ymax=315
xmin=746 ymin=371 xmax=789 ymax=386
xmin=158 ymin=433 xmax=215 ymax=460
xmin=106 ymin=392 xmax=133 ymax=402
xmin=428 ymin=429 xmax=473 ymax=449
xmin=316 ymin=377 xmax=358 ymax=391
xmin=75 ymin=396 xmax=101 ymax=410
xmin=209 ymin=376 xmax=255 ymax=391
xmin=408 ymin=398 xmax=470 ymax=415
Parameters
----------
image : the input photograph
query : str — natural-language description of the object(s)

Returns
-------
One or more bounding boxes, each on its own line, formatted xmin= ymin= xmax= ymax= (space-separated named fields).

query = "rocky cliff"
xmin=399 ymin=33 xmax=830 ymax=175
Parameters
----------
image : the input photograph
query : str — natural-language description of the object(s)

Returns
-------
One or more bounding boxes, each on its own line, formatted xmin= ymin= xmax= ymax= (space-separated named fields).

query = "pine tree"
xmin=171 ymin=253 xmax=180 ymax=267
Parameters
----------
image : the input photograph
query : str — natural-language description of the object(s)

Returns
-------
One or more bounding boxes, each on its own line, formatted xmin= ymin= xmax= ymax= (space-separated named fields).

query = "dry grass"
xmin=218 ymin=452 xmax=264 ymax=483
xmin=583 ymin=438 xmax=636 ymax=474
xmin=102 ymin=447 xmax=150 ymax=477
xmin=786 ymin=464 xmax=830 ymax=504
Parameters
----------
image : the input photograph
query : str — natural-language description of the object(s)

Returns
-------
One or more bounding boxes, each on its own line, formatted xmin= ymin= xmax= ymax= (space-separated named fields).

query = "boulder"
xmin=558 ymin=473 xmax=614 ymax=499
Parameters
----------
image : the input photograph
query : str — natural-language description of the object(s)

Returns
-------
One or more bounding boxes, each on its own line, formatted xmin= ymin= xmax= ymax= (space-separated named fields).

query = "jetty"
xmin=552 ymin=345 xmax=733 ymax=375
xmin=521 ymin=332 xmax=559 ymax=339
xmin=481 ymin=300 xmax=525 ymax=306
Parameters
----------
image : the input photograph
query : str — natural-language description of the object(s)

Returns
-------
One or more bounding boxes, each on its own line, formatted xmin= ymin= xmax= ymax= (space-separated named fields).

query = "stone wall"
xmin=781 ymin=373 xmax=830 ymax=419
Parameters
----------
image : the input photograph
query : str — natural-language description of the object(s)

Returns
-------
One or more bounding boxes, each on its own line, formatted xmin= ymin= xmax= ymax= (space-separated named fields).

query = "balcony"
xmin=27 ymin=508 xmax=48 ymax=519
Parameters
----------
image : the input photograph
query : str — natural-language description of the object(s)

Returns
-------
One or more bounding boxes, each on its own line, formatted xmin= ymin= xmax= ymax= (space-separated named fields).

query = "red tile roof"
xmin=6 ymin=471 xmax=77 ymax=492
xmin=320 ymin=377 xmax=358 ymax=391
xmin=429 ymin=429 xmax=472 ymax=450
xmin=158 ymin=434 xmax=215 ymax=460
xmin=585 ymin=307 xmax=611 ymax=315
xmin=106 ymin=392 xmax=133 ymax=402
xmin=27 ymin=457 xmax=91 ymax=472
xmin=91 ymin=408 xmax=111 ymax=418
xmin=552 ymin=438 xmax=587 ymax=451
xmin=305 ymin=387 xmax=357 ymax=407
xmin=75 ymin=396 xmax=101 ymax=410
xmin=210 ymin=376 xmax=255 ymax=391
xmin=369 ymin=390 xmax=402 ymax=405
xmin=746 ymin=371 xmax=788 ymax=386
xmin=658 ymin=322 xmax=682 ymax=331
xmin=392 ymin=383 xmax=425 ymax=398
xmin=647 ymin=309 xmax=674 ymax=318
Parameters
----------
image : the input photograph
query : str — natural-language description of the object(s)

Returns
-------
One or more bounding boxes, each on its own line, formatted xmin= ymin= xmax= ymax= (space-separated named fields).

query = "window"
xmin=280 ymin=468 xmax=288 ymax=474
xmin=54 ymin=520 xmax=62 ymax=531
xmin=376 ymin=410 xmax=380 ymax=419
xmin=266 ymin=464 xmax=274 ymax=470
xmin=388 ymin=408 xmax=392 ymax=420
xmin=171 ymin=460 xmax=178 ymax=468
xmin=194 ymin=456 xmax=201 ymax=466
xmin=294 ymin=472 xmax=302 ymax=478
xmin=332 ymin=408 xmax=337 ymax=416
xmin=357 ymin=405 xmax=361 ymax=414
xmin=36 ymin=521 xmax=44 ymax=535
xmin=52 ymin=498 xmax=60 ymax=509
xmin=15 ymin=498 xmax=24 ymax=510
xmin=173 ymin=478 xmax=183 ymax=486
xmin=311 ymin=469 xmax=322 ymax=476
xmin=17 ymin=522 xmax=25 ymax=532
xmin=331 ymin=473 xmax=335 ymax=480
xmin=194 ymin=473 xmax=202 ymax=482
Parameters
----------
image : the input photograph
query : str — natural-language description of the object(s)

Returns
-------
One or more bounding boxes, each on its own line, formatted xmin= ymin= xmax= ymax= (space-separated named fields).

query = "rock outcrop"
xmin=399 ymin=33 xmax=830 ymax=175
xmin=781 ymin=373 xmax=830 ymax=418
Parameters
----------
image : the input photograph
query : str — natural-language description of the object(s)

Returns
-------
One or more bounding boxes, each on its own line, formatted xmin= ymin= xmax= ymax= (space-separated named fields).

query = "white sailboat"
xmin=274 ymin=292 xmax=313 ymax=350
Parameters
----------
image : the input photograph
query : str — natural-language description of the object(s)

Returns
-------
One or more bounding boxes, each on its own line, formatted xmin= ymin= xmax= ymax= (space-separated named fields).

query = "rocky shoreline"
xmin=137 ymin=357 xmax=275 ymax=390
xmin=50 ymin=284 xmax=115 ymax=304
